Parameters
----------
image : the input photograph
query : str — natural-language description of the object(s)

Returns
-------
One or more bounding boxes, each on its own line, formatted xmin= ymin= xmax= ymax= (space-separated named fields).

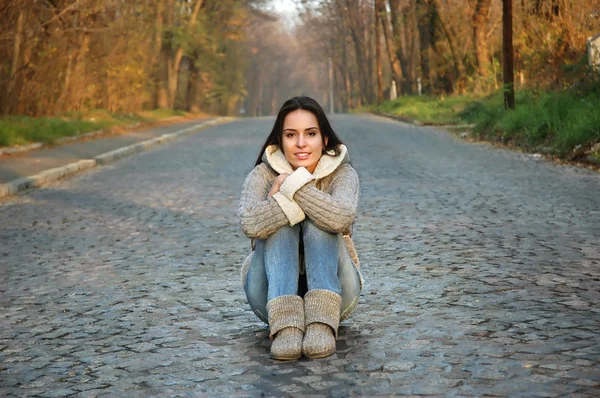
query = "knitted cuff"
xmin=279 ymin=167 xmax=315 ymax=201
xmin=304 ymin=289 xmax=342 ymax=338
xmin=272 ymin=192 xmax=305 ymax=226
xmin=267 ymin=295 xmax=305 ymax=340
xmin=343 ymin=235 xmax=364 ymax=290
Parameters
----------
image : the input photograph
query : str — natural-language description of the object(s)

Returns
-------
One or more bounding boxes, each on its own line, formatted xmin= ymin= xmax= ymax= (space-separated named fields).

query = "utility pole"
xmin=329 ymin=57 xmax=334 ymax=113
xmin=502 ymin=0 xmax=515 ymax=110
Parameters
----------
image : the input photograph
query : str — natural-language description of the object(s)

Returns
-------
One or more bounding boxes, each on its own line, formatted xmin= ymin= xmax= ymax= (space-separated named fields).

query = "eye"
xmin=308 ymin=131 xmax=317 ymax=137
xmin=286 ymin=133 xmax=295 ymax=138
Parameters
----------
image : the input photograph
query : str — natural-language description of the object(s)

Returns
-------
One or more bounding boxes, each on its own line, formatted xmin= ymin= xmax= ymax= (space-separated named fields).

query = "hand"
xmin=268 ymin=173 xmax=290 ymax=198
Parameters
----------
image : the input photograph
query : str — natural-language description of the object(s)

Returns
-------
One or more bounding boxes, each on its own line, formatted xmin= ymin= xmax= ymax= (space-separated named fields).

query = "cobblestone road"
xmin=1 ymin=114 xmax=599 ymax=397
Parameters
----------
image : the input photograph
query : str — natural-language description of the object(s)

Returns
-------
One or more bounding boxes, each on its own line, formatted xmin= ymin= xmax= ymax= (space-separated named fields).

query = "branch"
xmin=189 ymin=0 xmax=204 ymax=27
xmin=41 ymin=0 xmax=80 ymax=27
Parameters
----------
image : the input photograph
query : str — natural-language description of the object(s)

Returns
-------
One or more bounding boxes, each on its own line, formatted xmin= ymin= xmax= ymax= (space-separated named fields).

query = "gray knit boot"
xmin=302 ymin=289 xmax=342 ymax=359
xmin=267 ymin=295 xmax=305 ymax=360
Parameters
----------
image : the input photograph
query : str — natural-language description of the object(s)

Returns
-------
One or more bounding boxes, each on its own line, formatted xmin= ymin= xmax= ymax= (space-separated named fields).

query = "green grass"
xmin=0 ymin=109 xmax=191 ymax=147
xmin=143 ymin=108 xmax=186 ymax=119
xmin=0 ymin=117 xmax=109 ymax=147
xmin=459 ymin=87 xmax=600 ymax=156
xmin=372 ymin=95 xmax=478 ymax=125
xmin=370 ymin=83 xmax=600 ymax=158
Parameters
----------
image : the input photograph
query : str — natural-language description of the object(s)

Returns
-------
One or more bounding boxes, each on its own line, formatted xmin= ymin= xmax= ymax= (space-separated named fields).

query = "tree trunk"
xmin=157 ymin=50 xmax=170 ymax=108
xmin=376 ymin=0 xmax=404 ymax=94
xmin=15 ymin=14 xmax=32 ymax=116
xmin=270 ymin=85 xmax=277 ymax=115
xmin=409 ymin=1 xmax=420 ymax=94
xmin=257 ymin=68 xmax=264 ymax=116
xmin=375 ymin=0 xmax=383 ymax=104
xmin=62 ymin=32 xmax=90 ymax=113
xmin=157 ymin=0 xmax=174 ymax=108
xmin=329 ymin=56 xmax=335 ymax=112
xmin=7 ymin=8 xmax=24 ymax=107
xmin=503 ymin=0 xmax=515 ymax=109
xmin=186 ymin=61 xmax=201 ymax=113
xmin=166 ymin=56 xmax=179 ymax=108
xmin=431 ymin=0 xmax=467 ymax=94
xmin=473 ymin=0 xmax=492 ymax=92
xmin=389 ymin=0 xmax=413 ymax=94
xmin=534 ymin=0 xmax=560 ymax=19
xmin=416 ymin=0 xmax=434 ymax=94
xmin=153 ymin=0 xmax=166 ymax=108
xmin=364 ymin=3 xmax=374 ymax=104
xmin=55 ymin=52 xmax=74 ymax=113
xmin=340 ymin=24 xmax=352 ymax=110
xmin=340 ymin=0 xmax=369 ymax=105
xmin=167 ymin=0 xmax=204 ymax=108
xmin=345 ymin=68 xmax=352 ymax=110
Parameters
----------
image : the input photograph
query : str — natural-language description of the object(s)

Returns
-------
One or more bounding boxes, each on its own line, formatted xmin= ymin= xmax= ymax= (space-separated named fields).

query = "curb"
xmin=0 ymin=142 xmax=44 ymax=155
xmin=0 ymin=117 xmax=233 ymax=199
xmin=371 ymin=111 xmax=475 ymax=130
xmin=370 ymin=111 xmax=423 ymax=126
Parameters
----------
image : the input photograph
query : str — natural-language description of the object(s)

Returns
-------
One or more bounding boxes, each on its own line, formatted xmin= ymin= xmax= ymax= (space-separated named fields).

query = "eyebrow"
xmin=283 ymin=127 xmax=319 ymax=132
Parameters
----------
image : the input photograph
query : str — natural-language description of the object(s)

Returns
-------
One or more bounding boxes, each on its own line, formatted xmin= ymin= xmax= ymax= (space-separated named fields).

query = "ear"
xmin=324 ymin=136 xmax=329 ymax=147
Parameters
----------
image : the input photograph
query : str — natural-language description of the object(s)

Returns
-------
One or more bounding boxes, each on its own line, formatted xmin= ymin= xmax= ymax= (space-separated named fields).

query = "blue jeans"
xmin=244 ymin=218 xmax=361 ymax=323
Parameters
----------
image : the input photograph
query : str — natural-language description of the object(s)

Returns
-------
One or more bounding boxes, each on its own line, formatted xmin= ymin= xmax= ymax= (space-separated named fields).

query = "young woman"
xmin=238 ymin=96 xmax=363 ymax=360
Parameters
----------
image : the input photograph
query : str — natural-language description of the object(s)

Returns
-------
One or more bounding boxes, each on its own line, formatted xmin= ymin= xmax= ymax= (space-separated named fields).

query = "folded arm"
xmin=238 ymin=165 xmax=305 ymax=239
xmin=278 ymin=164 xmax=359 ymax=233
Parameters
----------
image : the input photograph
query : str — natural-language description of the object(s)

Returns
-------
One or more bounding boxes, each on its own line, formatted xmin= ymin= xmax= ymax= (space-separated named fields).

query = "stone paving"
xmin=0 ymin=118 xmax=212 ymax=184
xmin=1 ymin=114 xmax=599 ymax=397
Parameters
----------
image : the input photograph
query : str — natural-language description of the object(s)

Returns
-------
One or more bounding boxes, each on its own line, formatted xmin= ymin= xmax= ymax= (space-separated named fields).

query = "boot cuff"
xmin=267 ymin=295 xmax=305 ymax=340
xmin=304 ymin=289 xmax=342 ymax=338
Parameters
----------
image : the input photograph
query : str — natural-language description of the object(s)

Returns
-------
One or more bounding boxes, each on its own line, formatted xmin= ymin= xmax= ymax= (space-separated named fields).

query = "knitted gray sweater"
xmin=238 ymin=144 xmax=363 ymax=289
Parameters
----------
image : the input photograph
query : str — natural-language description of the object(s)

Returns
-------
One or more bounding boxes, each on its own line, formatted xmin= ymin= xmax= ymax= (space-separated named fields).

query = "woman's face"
xmin=281 ymin=109 xmax=327 ymax=174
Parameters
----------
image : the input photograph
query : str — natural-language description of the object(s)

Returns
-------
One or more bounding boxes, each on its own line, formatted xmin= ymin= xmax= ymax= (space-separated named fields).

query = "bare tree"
xmin=375 ymin=0 xmax=383 ymax=103
xmin=473 ymin=0 xmax=493 ymax=91
xmin=503 ymin=0 xmax=515 ymax=109
xmin=377 ymin=0 xmax=404 ymax=94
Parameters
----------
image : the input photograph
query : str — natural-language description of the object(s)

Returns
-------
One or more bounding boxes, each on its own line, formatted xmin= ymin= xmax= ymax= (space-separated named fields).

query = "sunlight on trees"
xmin=0 ymin=0 xmax=265 ymax=116
xmin=1 ymin=0 xmax=598 ymax=117
xmin=290 ymin=0 xmax=599 ymax=111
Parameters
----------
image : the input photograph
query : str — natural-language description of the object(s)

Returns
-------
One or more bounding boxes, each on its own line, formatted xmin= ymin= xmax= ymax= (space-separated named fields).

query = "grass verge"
xmin=370 ymin=94 xmax=477 ymax=125
xmin=370 ymin=83 xmax=600 ymax=162
xmin=460 ymin=87 xmax=600 ymax=157
xmin=0 ymin=108 xmax=189 ymax=147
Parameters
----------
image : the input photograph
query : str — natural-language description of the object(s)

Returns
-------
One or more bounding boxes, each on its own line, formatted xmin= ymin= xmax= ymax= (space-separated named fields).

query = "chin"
xmin=295 ymin=162 xmax=315 ymax=170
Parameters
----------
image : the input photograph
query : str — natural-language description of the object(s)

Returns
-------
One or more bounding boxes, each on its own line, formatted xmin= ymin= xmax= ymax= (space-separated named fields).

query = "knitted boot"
xmin=267 ymin=295 xmax=305 ymax=360
xmin=302 ymin=289 xmax=342 ymax=359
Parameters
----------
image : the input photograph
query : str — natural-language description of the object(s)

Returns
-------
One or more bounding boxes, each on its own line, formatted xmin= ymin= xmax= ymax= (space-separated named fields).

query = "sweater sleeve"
xmin=293 ymin=164 xmax=359 ymax=233
xmin=279 ymin=167 xmax=315 ymax=200
xmin=238 ymin=165 xmax=305 ymax=239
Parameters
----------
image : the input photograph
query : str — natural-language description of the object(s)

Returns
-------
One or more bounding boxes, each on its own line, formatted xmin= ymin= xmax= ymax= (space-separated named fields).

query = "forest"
xmin=262 ymin=0 xmax=598 ymax=114
xmin=1 ymin=0 xmax=263 ymax=117
xmin=1 ymin=0 xmax=599 ymax=157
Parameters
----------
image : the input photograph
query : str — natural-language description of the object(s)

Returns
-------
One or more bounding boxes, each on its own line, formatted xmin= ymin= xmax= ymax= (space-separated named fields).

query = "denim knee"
xmin=302 ymin=218 xmax=330 ymax=238
xmin=269 ymin=222 xmax=301 ymax=241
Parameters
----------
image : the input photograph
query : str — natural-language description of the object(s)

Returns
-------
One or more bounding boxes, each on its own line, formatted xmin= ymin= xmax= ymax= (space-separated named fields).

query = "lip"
xmin=295 ymin=152 xmax=310 ymax=159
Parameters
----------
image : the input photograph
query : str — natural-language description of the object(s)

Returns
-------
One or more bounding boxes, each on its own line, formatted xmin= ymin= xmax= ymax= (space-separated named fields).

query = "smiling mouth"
xmin=295 ymin=152 xmax=310 ymax=159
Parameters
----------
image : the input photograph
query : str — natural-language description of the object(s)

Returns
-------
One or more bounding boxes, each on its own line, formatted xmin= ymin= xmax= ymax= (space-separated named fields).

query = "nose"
xmin=297 ymin=135 xmax=306 ymax=147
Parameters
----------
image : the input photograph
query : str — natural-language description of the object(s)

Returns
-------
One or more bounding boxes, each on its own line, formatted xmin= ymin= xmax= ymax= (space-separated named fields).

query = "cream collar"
xmin=263 ymin=144 xmax=349 ymax=179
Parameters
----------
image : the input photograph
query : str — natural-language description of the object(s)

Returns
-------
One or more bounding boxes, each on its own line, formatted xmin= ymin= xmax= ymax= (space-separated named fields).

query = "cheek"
xmin=281 ymin=141 xmax=294 ymax=158
xmin=317 ymin=139 xmax=326 ymax=151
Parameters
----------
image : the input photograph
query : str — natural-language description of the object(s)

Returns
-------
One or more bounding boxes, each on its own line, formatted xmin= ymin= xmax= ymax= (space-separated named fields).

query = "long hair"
xmin=254 ymin=96 xmax=344 ymax=166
